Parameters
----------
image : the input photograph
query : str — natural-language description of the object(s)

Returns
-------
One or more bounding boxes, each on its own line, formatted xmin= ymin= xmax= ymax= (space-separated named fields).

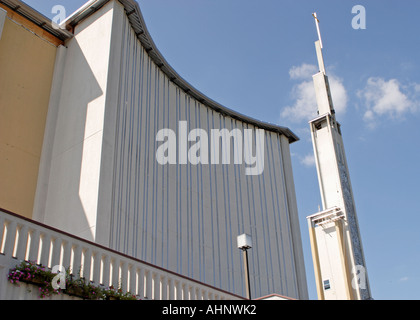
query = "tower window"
xmin=323 ymin=279 xmax=331 ymax=290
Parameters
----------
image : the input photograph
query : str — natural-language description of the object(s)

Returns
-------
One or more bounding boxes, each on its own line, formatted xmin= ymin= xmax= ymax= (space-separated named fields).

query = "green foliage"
xmin=101 ymin=285 xmax=138 ymax=300
xmin=8 ymin=260 xmax=140 ymax=300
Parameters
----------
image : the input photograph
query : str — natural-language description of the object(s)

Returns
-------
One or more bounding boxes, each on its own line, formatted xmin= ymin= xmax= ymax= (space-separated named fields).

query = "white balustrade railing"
xmin=0 ymin=208 xmax=244 ymax=300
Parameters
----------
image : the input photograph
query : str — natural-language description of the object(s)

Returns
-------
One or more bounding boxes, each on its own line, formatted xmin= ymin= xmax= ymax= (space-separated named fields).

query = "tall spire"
xmin=311 ymin=12 xmax=334 ymax=116
xmin=312 ymin=12 xmax=325 ymax=74
xmin=306 ymin=12 xmax=372 ymax=300
xmin=312 ymin=13 xmax=322 ymax=47
xmin=312 ymin=12 xmax=326 ymax=75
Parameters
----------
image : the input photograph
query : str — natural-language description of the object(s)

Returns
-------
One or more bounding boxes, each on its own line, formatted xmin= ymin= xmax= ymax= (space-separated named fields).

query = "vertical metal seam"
xmin=268 ymin=133 xmax=285 ymax=294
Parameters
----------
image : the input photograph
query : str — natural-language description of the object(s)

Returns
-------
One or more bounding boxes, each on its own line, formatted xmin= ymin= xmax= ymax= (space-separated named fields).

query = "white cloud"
xmin=281 ymin=63 xmax=348 ymax=123
xmin=281 ymin=80 xmax=317 ymax=122
xmin=291 ymin=152 xmax=316 ymax=168
xmin=300 ymin=153 xmax=316 ymax=167
xmin=289 ymin=63 xmax=318 ymax=80
xmin=329 ymin=76 xmax=348 ymax=116
xmin=358 ymin=77 xmax=420 ymax=127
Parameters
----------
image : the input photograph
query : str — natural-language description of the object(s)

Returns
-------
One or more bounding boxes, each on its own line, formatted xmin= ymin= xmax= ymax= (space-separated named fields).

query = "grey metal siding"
xmin=106 ymin=12 xmax=303 ymax=299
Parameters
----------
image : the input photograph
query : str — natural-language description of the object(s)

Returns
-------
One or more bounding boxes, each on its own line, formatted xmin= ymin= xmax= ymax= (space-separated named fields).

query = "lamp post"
xmin=237 ymin=233 xmax=252 ymax=300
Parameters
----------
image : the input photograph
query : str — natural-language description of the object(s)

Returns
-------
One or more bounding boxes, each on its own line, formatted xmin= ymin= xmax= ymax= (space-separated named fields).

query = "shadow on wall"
xmin=34 ymin=36 xmax=104 ymax=242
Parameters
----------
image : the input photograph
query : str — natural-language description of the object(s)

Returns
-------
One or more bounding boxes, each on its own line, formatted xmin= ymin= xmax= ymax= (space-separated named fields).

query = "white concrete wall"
xmin=314 ymin=222 xmax=347 ymax=300
xmin=35 ymin=1 xmax=120 ymax=241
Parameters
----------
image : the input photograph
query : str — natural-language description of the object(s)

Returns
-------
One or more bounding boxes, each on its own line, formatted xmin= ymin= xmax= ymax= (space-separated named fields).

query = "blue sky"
xmin=24 ymin=0 xmax=420 ymax=300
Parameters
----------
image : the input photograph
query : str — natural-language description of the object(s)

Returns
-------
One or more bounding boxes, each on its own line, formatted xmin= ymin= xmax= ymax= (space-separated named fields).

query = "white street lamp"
xmin=237 ymin=233 xmax=252 ymax=299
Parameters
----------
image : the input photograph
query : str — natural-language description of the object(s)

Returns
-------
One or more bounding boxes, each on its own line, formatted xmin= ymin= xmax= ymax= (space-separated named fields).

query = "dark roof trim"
xmin=65 ymin=0 xmax=299 ymax=143
xmin=0 ymin=0 xmax=73 ymax=41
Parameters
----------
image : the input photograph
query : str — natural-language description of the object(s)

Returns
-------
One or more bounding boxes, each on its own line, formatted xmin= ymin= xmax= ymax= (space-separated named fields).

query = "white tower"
xmin=306 ymin=13 xmax=372 ymax=300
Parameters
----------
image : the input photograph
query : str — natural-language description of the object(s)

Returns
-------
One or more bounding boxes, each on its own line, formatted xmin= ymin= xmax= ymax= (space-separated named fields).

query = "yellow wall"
xmin=0 ymin=6 xmax=59 ymax=218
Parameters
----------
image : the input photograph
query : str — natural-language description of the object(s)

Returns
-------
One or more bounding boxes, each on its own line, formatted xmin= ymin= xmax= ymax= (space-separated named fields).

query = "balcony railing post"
xmin=3 ymin=220 xmax=17 ymax=258
xmin=15 ymin=224 xmax=29 ymax=260
xmin=129 ymin=264 xmax=137 ymax=295
xmin=83 ymin=248 xmax=92 ymax=282
xmin=50 ymin=237 xmax=62 ymax=267
xmin=72 ymin=244 xmax=82 ymax=278
xmin=28 ymin=228 xmax=40 ymax=262
xmin=176 ymin=280 xmax=182 ymax=300
xmin=153 ymin=273 xmax=160 ymax=300
xmin=61 ymin=240 xmax=71 ymax=270
xmin=188 ymin=285 xmax=194 ymax=300
xmin=137 ymin=267 xmax=145 ymax=299
xmin=145 ymin=269 xmax=152 ymax=299
xmin=161 ymin=276 xmax=168 ymax=299
xmin=0 ymin=215 xmax=5 ymax=254
xmin=112 ymin=257 xmax=121 ymax=288
xmin=102 ymin=254 xmax=110 ymax=288
xmin=91 ymin=251 xmax=101 ymax=285
xmin=120 ymin=260 xmax=128 ymax=293
xmin=168 ymin=278 xmax=175 ymax=300
xmin=39 ymin=233 xmax=51 ymax=267
xmin=193 ymin=286 xmax=198 ymax=300
xmin=182 ymin=283 xmax=188 ymax=300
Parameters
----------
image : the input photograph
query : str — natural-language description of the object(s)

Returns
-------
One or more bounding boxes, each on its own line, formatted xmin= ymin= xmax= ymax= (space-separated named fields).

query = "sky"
xmin=23 ymin=0 xmax=420 ymax=300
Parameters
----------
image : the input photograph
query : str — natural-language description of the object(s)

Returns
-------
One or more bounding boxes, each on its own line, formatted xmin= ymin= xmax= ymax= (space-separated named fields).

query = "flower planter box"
xmin=8 ymin=261 xmax=139 ymax=300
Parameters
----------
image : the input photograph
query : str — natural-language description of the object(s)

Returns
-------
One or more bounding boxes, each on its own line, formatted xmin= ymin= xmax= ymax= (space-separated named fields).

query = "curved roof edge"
xmin=63 ymin=0 xmax=299 ymax=143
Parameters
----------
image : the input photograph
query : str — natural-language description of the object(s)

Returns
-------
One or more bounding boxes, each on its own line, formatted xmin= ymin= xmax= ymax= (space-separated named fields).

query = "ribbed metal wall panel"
xmin=107 ymin=13 xmax=301 ymax=299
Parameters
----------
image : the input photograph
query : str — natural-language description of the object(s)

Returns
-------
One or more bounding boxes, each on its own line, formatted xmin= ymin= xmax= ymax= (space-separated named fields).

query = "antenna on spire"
xmin=312 ymin=12 xmax=323 ymax=49
xmin=312 ymin=12 xmax=326 ymax=74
